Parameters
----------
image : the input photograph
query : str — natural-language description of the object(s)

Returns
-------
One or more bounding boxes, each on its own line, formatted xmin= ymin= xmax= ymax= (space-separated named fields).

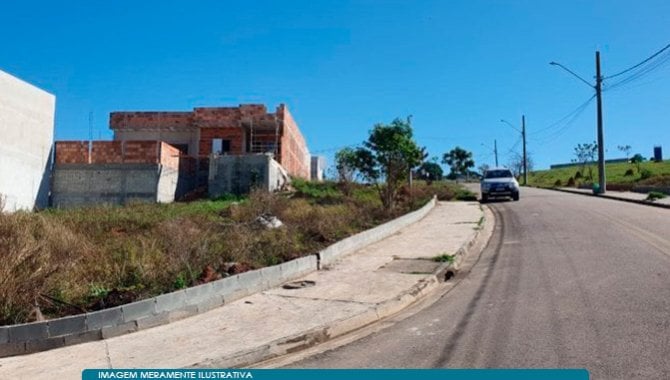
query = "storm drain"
xmin=282 ymin=280 xmax=316 ymax=289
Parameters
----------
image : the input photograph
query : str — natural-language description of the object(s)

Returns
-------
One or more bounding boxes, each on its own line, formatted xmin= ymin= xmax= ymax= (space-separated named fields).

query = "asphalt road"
xmin=286 ymin=187 xmax=670 ymax=379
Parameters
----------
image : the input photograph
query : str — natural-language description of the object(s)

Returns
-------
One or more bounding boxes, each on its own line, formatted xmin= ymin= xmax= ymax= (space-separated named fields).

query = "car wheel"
xmin=512 ymin=192 xmax=520 ymax=201
xmin=481 ymin=194 xmax=488 ymax=203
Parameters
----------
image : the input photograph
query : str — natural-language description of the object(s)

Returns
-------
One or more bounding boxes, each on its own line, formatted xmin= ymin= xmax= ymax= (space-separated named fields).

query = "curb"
xmin=532 ymin=186 xmax=670 ymax=210
xmin=223 ymin=203 xmax=490 ymax=368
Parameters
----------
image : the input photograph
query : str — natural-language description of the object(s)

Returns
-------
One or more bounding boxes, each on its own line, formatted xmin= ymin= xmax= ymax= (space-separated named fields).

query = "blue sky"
xmin=2 ymin=0 xmax=670 ymax=170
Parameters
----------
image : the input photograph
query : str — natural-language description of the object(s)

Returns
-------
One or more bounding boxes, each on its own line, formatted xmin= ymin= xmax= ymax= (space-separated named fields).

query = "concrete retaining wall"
xmin=0 ymin=197 xmax=437 ymax=357
xmin=0 ymin=70 xmax=55 ymax=211
xmin=51 ymin=163 xmax=171 ymax=208
xmin=208 ymin=154 xmax=289 ymax=196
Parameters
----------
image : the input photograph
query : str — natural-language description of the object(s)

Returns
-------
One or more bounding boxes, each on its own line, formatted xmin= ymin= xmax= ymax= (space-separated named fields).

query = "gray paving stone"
xmin=48 ymin=315 xmax=86 ymax=337
xmin=63 ymin=330 xmax=102 ymax=346
xmin=0 ymin=326 xmax=8 ymax=344
xmin=155 ymin=290 xmax=187 ymax=313
xmin=86 ymin=307 xmax=123 ymax=331
xmin=136 ymin=313 xmax=170 ymax=330
xmin=0 ymin=342 xmax=26 ymax=357
xmin=121 ymin=298 xmax=157 ymax=323
xmin=196 ymin=295 xmax=225 ymax=313
xmin=185 ymin=283 xmax=214 ymax=306
xmin=8 ymin=321 xmax=48 ymax=343
xmin=101 ymin=321 xmax=137 ymax=339
xmin=25 ymin=337 xmax=66 ymax=353
xmin=210 ymin=276 xmax=241 ymax=297
xmin=168 ymin=305 xmax=198 ymax=322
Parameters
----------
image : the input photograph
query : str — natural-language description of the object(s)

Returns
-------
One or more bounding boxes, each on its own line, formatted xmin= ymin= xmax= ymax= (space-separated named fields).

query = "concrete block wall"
xmin=0 ymin=198 xmax=436 ymax=357
xmin=208 ymin=154 xmax=289 ymax=196
xmin=0 ymin=255 xmax=318 ymax=358
xmin=51 ymin=163 xmax=162 ymax=207
xmin=0 ymin=70 xmax=55 ymax=211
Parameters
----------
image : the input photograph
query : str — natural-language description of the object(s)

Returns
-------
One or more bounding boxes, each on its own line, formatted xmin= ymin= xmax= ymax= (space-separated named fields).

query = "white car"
xmin=480 ymin=168 xmax=519 ymax=202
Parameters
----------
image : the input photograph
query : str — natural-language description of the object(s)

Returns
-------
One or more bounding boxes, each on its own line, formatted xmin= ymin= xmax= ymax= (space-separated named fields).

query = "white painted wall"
xmin=0 ymin=70 xmax=55 ymax=211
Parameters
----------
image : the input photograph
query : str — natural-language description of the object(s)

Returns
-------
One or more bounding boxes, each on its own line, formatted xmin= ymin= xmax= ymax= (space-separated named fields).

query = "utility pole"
xmin=494 ymin=139 xmax=499 ymax=167
xmin=522 ymin=115 xmax=527 ymax=186
xmin=595 ymin=51 xmax=606 ymax=194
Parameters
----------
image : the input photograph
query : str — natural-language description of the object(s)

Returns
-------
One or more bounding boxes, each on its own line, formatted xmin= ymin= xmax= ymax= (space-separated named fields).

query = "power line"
xmin=604 ymin=49 xmax=670 ymax=92
xmin=533 ymin=95 xmax=596 ymax=146
xmin=603 ymin=43 xmax=670 ymax=80
xmin=528 ymin=94 xmax=596 ymax=137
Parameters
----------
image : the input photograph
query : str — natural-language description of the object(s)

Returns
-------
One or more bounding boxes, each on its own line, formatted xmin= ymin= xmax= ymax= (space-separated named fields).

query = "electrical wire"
xmin=603 ymin=43 xmax=670 ymax=80
xmin=532 ymin=95 xmax=596 ymax=146
xmin=528 ymin=94 xmax=596 ymax=137
xmin=604 ymin=49 xmax=670 ymax=92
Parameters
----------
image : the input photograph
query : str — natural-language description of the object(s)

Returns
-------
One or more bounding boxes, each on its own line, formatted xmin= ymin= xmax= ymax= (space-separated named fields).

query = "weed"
xmin=646 ymin=191 xmax=667 ymax=201
xmin=0 ymin=179 xmax=472 ymax=324
xmin=433 ymin=253 xmax=456 ymax=264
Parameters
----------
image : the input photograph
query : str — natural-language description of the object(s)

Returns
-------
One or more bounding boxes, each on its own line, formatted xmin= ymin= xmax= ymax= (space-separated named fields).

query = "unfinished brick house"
xmin=110 ymin=103 xmax=311 ymax=179
xmin=52 ymin=104 xmax=312 ymax=207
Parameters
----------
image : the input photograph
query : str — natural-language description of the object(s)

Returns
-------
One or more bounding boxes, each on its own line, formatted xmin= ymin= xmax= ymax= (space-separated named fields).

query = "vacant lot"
xmin=0 ymin=180 xmax=472 ymax=325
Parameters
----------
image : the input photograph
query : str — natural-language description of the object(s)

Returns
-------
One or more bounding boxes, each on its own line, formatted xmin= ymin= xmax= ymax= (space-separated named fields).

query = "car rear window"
xmin=484 ymin=170 xmax=513 ymax=179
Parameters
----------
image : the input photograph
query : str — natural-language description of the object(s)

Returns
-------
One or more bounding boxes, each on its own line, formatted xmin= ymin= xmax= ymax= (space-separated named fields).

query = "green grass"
xmin=433 ymin=253 xmax=456 ymax=264
xmin=528 ymin=160 xmax=670 ymax=188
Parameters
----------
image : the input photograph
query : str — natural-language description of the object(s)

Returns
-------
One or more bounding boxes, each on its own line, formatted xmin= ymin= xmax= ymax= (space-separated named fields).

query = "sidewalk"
xmin=0 ymin=201 xmax=485 ymax=379
xmin=555 ymin=187 xmax=670 ymax=208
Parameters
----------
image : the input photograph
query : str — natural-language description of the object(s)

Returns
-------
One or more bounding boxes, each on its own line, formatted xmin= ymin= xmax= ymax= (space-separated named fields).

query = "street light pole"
xmin=595 ymin=51 xmax=606 ymax=194
xmin=494 ymin=139 xmax=499 ymax=167
xmin=522 ymin=115 xmax=527 ymax=186
xmin=549 ymin=53 xmax=606 ymax=194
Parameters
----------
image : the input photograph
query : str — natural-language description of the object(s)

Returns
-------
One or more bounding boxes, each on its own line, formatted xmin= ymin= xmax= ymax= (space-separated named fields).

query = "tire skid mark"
xmin=432 ymin=204 xmax=506 ymax=367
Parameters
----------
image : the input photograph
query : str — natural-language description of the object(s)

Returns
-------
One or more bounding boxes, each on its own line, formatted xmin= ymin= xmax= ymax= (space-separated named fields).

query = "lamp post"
xmin=550 ymin=53 xmax=605 ymax=194
xmin=481 ymin=141 xmax=498 ymax=167
xmin=500 ymin=118 xmax=527 ymax=186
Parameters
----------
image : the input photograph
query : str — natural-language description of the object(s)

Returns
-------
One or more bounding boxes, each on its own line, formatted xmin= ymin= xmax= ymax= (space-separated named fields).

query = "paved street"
xmin=286 ymin=188 xmax=670 ymax=379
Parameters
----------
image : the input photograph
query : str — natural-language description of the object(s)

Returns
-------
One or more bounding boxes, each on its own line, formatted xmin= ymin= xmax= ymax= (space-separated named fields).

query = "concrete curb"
xmin=221 ymin=204 xmax=489 ymax=368
xmin=533 ymin=186 xmax=670 ymax=210
xmin=0 ymin=197 xmax=438 ymax=358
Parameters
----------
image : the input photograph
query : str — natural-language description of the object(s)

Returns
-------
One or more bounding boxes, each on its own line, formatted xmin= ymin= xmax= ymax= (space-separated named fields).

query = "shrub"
xmin=640 ymin=169 xmax=653 ymax=180
xmin=574 ymin=171 xmax=583 ymax=179
xmin=624 ymin=169 xmax=635 ymax=177
xmin=646 ymin=191 xmax=667 ymax=201
xmin=567 ymin=177 xmax=576 ymax=187
xmin=553 ymin=179 xmax=562 ymax=187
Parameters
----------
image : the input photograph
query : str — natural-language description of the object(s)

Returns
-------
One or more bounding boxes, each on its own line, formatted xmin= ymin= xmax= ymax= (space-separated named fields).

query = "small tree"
xmin=617 ymin=145 xmax=632 ymax=160
xmin=631 ymin=153 xmax=645 ymax=174
xmin=349 ymin=118 xmax=424 ymax=211
xmin=334 ymin=147 xmax=358 ymax=196
xmin=572 ymin=142 xmax=598 ymax=181
xmin=478 ymin=164 xmax=490 ymax=175
xmin=418 ymin=160 xmax=443 ymax=184
xmin=508 ymin=152 xmax=534 ymax=178
xmin=442 ymin=147 xmax=475 ymax=179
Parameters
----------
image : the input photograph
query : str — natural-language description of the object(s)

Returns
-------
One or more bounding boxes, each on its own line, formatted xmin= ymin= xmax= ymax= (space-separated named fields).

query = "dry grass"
xmin=0 ymin=180 xmax=469 ymax=325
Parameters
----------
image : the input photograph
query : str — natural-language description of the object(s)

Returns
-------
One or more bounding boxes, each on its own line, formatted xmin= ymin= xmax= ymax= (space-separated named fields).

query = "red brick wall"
xmin=54 ymin=141 xmax=89 ymax=164
xmin=278 ymin=105 xmax=310 ymax=179
xmin=198 ymin=128 xmax=245 ymax=156
xmin=55 ymin=140 xmax=181 ymax=165
xmin=110 ymin=112 xmax=193 ymax=130
xmin=106 ymin=104 xmax=312 ymax=179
